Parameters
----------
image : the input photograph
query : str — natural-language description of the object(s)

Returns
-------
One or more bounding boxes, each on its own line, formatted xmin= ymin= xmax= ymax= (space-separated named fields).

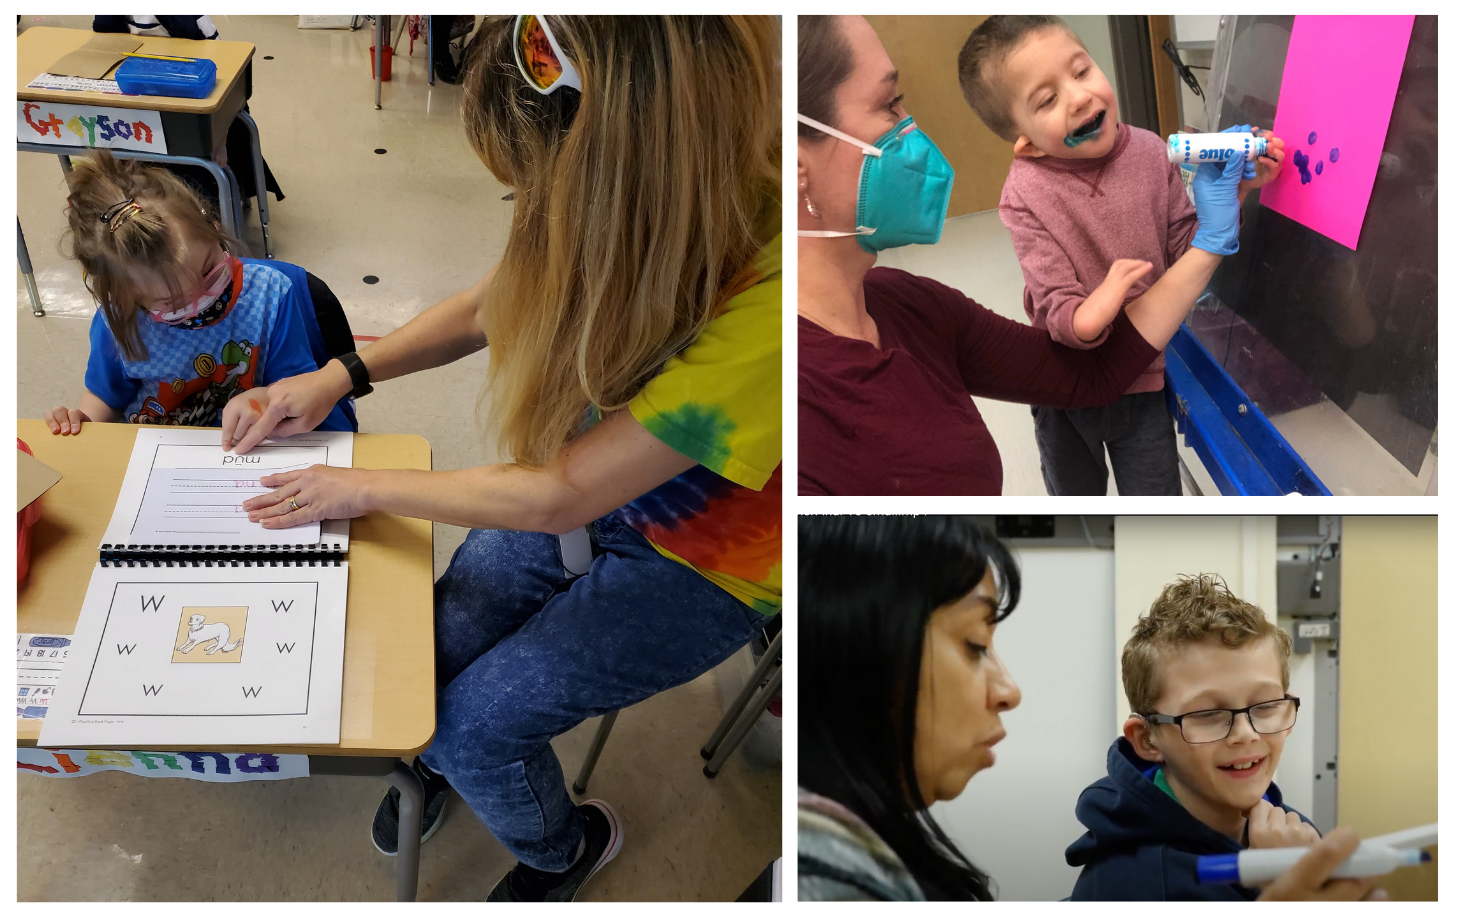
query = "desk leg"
xmin=427 ymin=15 xmax=435 ymax=86
xmin=235 ymin=110 xmax=273 ymax=258
xmin=57 ymin=154 xmax=72 ymax=176
xmin=388 ymin=760 xmax=423 ymax=902
xmin=18 ymin=218 xmax=44 ymax=316
xmin=374 ymin=16 xmax=385 ymax=110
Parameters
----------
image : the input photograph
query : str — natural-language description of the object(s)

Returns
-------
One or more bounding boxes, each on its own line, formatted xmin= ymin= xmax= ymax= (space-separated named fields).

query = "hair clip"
xmin=101 ymin=199 xmax=143 ymax=232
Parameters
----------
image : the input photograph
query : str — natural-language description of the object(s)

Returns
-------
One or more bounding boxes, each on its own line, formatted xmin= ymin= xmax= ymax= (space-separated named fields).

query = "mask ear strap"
xmin=796 ymin=114 xmax=883 ymax=158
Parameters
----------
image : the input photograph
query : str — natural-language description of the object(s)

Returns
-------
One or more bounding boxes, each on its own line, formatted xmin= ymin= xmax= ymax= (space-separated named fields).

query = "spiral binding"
xmin=98 ymin=543 xmax=345 ymax=568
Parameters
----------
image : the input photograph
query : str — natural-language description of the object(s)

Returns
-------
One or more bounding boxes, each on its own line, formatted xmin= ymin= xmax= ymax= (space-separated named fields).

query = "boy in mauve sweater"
xmin=956 ymin=16 xmax=1284 ymax=495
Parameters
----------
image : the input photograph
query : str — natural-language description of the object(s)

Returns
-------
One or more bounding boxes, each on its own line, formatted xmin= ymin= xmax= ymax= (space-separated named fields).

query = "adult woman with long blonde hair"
xmin=221 ymin=16 xmax=780 ymax=900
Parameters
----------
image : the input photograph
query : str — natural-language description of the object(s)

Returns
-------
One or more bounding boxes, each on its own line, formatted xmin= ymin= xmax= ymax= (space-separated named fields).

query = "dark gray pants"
xmin=1032 ymin=390 xmax=1181 ymax=496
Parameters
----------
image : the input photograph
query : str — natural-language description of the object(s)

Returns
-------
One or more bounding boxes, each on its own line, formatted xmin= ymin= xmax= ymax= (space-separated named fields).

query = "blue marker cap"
xmin=1197 ymin=854 xmax=1242 ymax=884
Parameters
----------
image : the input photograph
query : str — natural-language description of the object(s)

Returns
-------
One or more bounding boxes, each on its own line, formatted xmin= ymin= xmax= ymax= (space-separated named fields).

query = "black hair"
xmin=799 ymin=515 xmax=1021 ymax=901
xmin=797 ymin=15 xmax=853 ymax=139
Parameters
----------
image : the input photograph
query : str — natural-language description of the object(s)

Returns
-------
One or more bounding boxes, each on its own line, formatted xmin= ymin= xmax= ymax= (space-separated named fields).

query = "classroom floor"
xmin=15 ymin=15 xmax=779 ymax=902
xmin=876 ymin=211 xmax=1214 ymax=496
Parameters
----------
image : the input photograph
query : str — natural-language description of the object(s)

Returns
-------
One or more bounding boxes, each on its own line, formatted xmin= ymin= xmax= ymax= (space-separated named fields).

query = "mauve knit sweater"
xmin=1000 ymin=123 xmax=1198 ymax=394
xmin=798 ymin=268 xmax=1160 ymax=496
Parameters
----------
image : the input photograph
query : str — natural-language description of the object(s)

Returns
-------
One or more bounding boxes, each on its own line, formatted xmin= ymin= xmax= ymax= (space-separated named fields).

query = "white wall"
xmin=1112 ymin=516 xmax=1278 ymax=730
xmin=930 ymin=547 xmax=1115 ymax=902
xmin=1063 ymin=15 xmax=1119 ymax=99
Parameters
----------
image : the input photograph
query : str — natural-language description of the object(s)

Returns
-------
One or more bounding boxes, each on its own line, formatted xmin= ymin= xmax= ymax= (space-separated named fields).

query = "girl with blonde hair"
xmin=44 ymin=151 xmax=353 ymax=434
xmin=221 ymin=16 xmax=781 ymax=900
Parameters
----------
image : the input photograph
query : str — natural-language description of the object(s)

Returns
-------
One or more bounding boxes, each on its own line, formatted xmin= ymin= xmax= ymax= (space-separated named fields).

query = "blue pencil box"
xmin=115 ymin=56 xmax=217 ymax=99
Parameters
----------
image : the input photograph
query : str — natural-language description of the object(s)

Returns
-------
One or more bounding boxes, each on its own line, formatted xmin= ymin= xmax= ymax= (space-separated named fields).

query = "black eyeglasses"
xmin=1140 ymin=695 xmax=1300 ymax=744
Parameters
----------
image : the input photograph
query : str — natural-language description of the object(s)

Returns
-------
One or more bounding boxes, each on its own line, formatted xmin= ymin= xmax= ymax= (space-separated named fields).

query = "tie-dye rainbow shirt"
xmin=617 ymin=234 xmax=782 ymax=615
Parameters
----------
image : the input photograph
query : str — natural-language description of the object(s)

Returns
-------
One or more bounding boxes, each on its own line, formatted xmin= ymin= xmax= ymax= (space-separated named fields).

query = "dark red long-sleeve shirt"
xmin=798 ymin=267 xmax=1160 ymax=495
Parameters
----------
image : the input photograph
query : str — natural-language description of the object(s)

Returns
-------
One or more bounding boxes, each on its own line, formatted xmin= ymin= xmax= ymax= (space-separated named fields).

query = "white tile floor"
xmin=16 ymin=15 xmax=778 ymax=901
xmin=876 ymin=210 xmax=1212 ymax=496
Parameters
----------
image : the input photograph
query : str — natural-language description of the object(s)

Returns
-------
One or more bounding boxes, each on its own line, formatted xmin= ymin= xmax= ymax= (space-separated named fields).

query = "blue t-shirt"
xmin=85 ymin=259 xmax=352 ymax=431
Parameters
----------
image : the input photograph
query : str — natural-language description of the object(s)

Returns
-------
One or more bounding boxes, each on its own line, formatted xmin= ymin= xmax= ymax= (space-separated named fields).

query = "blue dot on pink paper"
xmin=1330 ymin=147 xmax=1340 ymax=163
xmin=1308 ymin=131 xmax=1318 ymax=144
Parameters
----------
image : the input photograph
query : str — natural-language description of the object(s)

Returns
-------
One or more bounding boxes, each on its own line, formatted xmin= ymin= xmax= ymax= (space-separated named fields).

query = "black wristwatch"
xmin=337 ymin=351 xmax=374 ymax=398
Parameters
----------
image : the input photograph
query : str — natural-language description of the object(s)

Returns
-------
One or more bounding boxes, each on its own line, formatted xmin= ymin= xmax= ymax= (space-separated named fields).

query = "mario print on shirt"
xmin=129 ymin=338 xmax=260 ymax=426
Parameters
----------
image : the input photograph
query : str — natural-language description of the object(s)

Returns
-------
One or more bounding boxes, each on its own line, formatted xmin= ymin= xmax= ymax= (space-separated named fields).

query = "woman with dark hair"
xmin=798 ymin=515 xmax=1390 ymax=902
xmin=796 ymin=16 xmax=1242 ymax=496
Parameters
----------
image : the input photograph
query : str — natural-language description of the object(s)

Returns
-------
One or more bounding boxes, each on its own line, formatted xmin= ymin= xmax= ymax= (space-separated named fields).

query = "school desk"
xmin=16 ymin=419 xmax=435 ymax=902
xmin=371 ymin=16 xmax=435 ymax=110
xmin=17 ymin=26 xmax=274 ymax=256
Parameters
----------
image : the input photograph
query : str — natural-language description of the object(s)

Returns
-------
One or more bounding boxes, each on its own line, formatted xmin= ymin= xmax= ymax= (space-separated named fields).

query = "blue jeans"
xmin=418 ymin=513 xmax=766 ymax=871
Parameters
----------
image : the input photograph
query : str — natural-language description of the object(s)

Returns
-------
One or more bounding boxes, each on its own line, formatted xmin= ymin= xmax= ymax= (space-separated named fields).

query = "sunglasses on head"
xmin=513 ymin=15 xmax=582 ymax=95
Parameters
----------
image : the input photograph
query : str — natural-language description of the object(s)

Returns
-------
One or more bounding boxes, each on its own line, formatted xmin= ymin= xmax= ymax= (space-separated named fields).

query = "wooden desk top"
xmin=17 ymin=26 xmax=253 ymax=114
xmin=17 ymin=420 xmax=436 ymax=757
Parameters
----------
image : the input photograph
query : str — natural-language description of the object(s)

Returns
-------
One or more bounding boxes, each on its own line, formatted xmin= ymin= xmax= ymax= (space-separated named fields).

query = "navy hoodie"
xmin=1065 ymin=738 xmax=1317 ymax=901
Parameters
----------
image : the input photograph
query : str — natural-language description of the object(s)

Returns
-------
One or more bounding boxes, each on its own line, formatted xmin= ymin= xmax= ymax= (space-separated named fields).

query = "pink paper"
xmin=1258 ymin=15 xmax=1414 ymax=250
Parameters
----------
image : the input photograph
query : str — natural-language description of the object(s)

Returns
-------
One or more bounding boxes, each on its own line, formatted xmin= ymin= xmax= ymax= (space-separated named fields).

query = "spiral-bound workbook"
xmin=39 ymin=428 xmax=353 ymax=747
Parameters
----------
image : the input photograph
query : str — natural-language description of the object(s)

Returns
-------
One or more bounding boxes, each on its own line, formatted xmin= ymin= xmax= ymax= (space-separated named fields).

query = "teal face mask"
xmin=798 ymin=113 xmax=955 ymax=253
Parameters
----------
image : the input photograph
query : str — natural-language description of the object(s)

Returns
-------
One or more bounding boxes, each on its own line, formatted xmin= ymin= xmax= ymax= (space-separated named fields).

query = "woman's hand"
xmin=1256 ymin=825 xmax=1389 ymax=901
xmin=222 ymin=359 xmax=353 ymax=454
xmin=243 ymin=465 xmax=373 ymax=529
xmin=1246 ymin=799 xmax=1321 ymax=849
xmin=1191 ymin=146 xmax=1247 ymax=256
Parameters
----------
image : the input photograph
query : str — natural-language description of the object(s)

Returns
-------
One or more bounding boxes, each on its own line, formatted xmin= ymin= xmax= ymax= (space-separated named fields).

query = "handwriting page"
xmin=102 ymin=428 xmax=354 ymax=550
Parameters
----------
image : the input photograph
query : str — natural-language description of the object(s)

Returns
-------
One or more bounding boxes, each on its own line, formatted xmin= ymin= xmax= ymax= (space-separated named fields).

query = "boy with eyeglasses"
xmin=1066 ymin=574 xmax=1316 ymax=900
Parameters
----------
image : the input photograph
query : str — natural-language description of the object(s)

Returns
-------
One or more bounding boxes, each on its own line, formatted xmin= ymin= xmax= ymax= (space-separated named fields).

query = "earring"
xmin=804 ymin=194 xmax=822 ymax=220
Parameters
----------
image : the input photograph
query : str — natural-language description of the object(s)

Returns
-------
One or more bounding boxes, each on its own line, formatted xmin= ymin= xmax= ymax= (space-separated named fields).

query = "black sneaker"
xmin=486 ymin=800 xmax=623 ymax=902
xmin=371 ymin=757 xmax=452 ymax=856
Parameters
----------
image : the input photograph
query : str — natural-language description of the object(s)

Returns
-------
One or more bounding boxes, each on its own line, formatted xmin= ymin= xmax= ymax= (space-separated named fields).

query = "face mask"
xmin=798 ymin=113 xmax=955 ymax=253
xmin=149 ymin=253 xmax=237 ymax=325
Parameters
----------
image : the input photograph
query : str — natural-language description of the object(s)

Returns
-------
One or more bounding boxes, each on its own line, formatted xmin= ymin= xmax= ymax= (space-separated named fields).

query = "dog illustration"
xmin=175 ymin=614 xmax=245 ymax=655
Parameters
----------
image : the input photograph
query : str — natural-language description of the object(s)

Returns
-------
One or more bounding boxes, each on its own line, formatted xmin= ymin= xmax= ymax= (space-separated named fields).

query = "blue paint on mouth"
xmin=1308 ymin=130 xmax=1318 ymax=145
xmin=1329 ymin=147 xmax=1340 ymax=163
xmin=1064 ymin=110 xmax=1106 ymax=148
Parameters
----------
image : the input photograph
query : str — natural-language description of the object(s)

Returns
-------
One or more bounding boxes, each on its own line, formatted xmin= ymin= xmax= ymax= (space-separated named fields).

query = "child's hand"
xmin=1074 ymin=259 xmax=1154 ymax=342
xmin=1239 ymin=128 xmax=1285 ymax=200
xmin=44 ymin=405 xmax=90 ymax=435
xmin=1246 ymin=798 xmax=1321 ymax=849
xmin=222 ymin=389 xmax=273 ymax=452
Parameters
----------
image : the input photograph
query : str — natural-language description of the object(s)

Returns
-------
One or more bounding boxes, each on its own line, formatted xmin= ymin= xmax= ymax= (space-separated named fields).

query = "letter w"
xmin=276 ymin=643 xmax=295 ymax=653
xmin=142 ymin=684 xmax=164 ymax=696
xmin=242 ymin=686 xmax=263 ymax=698
xmin=117 ymin=644 xmax=136 ymax=655
xmin=140 ymin=595 xmax=165 ymax=611
xmin=271 ymin=600 xmax=293 ymax=612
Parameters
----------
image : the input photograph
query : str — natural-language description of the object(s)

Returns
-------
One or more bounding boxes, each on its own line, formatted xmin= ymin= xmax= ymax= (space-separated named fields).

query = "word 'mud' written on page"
xmin=129 ymin=444 xmax=326 ymax=546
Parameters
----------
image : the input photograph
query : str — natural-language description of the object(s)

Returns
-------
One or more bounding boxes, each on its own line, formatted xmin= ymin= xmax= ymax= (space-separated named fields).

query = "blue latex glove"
xmin=1221 ymin=123 xmax=1259 ymax=180
xmin=1191 ymin=149 xmax=1246 ymax=256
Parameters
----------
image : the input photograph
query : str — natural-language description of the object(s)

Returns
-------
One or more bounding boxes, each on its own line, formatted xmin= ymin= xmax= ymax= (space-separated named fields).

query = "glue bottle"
xmin=1167 ymin=132 xmax=1268 ymax=166
xmin=1196 ymin=843 xmax=1429 ymax=886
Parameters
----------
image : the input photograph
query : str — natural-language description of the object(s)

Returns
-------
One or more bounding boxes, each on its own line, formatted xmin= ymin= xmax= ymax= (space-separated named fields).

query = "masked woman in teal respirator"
xmin=795 ymin=16 xmax=1245 ymax=497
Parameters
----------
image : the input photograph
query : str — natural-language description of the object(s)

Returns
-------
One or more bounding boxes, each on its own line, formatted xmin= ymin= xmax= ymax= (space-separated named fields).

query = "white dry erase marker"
xmin=1168 ymin=132 xmax=1269 ymax=166
xmin=1197 ymin=843 xmax=1429 ymax=886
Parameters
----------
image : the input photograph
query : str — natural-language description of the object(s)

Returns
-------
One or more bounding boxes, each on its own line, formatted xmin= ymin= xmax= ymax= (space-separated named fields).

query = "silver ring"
xmin=289 ymin=497 xmax=301 ymax=511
